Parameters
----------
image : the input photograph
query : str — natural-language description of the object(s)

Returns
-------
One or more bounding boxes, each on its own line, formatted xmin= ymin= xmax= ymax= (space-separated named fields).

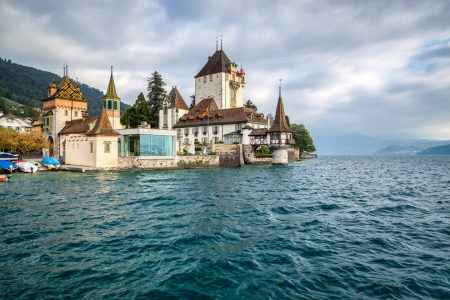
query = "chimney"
xmin=208 ymin=56 xmax=211 ymax=60
xmin=82 ymin=111 xmax=88 ymax=121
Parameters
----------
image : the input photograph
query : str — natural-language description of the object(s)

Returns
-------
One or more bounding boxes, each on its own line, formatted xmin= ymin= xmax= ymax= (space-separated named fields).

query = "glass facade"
xmin=123 ymin=135 xmax=172 ymax=157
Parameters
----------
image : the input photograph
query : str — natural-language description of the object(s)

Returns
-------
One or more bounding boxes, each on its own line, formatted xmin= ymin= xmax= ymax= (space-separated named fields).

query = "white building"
xmin=159 ymin=86 xmax=189 ymax=130
xmin=0 ymin=113 xmax=32 ymax=133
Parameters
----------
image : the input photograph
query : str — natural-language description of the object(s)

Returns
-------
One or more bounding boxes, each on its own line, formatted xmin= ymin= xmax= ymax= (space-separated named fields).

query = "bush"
xmin=177 ymin=148 xmax=188 ymax=155
xmin=195 ymin=146 xmax=201 ymax=151
xmin=208 ymin=152 xmax=216 ymax=155
xmin=233 ymin=141 xmax=239 ymax=144
xmin=258 ymin=145 xmax=272 ymax=154
xmin=218 ymin=141 xmax=224 ymax=144
xmin=194 ymin=141 xmax=200 ymax=144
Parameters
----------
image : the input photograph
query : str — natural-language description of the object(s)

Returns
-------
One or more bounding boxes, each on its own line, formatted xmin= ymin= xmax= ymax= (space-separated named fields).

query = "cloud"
xmin=1 ymin=0 xmax=449 ymax=139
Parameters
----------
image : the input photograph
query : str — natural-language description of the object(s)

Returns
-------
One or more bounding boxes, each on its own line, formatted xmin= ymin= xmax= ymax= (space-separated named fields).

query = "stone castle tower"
xmin=102 ymin=67 xmax=123 ymax=130
xmin=194 ymin=45 xmax=246 ymax=110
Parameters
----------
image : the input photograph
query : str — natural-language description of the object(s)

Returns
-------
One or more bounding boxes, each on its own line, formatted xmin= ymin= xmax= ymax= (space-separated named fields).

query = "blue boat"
xmin=42 ymin=157 xmax=61 ymax=170
xmin=0 ymin=152 xmax=18 ymax=161
xmin=0 ymin=160 xmax=18 ymax=174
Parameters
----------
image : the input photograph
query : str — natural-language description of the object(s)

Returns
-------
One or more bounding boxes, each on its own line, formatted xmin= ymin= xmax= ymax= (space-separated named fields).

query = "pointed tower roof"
xmin=104 ymin=67 xmax=119 ymax=98
xmin=168 ymin=87 xmax=189 ymax=109
xmin=48 ymin=78 xmax=58 ymax=89
xmin=87 ymin=107 xmax=119 ymax=136
xmin=267 ymin=96 xmax=294 ymax=133
xmin=43 ymin=76 xmax=88 ymax=102
xmin=195 ymin=50 xmax=232 ymax=78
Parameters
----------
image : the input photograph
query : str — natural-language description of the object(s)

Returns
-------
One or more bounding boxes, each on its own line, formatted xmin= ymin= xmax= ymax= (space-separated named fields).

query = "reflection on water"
xmin=1 ymin=156 xmax=450 ymax=299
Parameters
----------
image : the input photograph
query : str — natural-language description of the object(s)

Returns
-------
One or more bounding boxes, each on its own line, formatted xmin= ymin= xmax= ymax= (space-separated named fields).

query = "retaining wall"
xmin=117 ymin=155 xmax=219 ymax=171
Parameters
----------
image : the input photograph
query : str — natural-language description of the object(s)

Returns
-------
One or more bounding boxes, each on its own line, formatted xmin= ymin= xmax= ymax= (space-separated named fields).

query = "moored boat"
xmin=0 ymin=161 xmax=18 ymax=174
xmin=16 ymin=162 xmax=38 ymax=173
xmin=0 ymin=174 xmax=12 ymax=182
xmin=42 ymin=157 xmax=61 ymax=170
xmin=27 ymin=159 xmax=41 ymax=168
xmin=0 ymin=153 xmax=18 ymax=161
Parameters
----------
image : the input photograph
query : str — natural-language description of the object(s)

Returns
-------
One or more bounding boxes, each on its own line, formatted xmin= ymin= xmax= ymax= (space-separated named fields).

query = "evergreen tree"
xmin=189 ymin=94 xmax=195 ymax=110
xmin=147 ymin=71 xmax=166 ymax=127
xmin=121 ymin=92 xmax=150 ymax=128
xmin=267 ymin=113 xmax=274 ymax=124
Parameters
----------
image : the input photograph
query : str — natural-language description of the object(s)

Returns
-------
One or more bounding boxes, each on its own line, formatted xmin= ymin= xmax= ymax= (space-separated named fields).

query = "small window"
xmin=199 ymin=79 xmax=200 ymax=82
xmin=217 ymin=75 xmax=218 ymax=78
xmin=226 ymin=75 xmax=229 ymax=81
xmin=232 ymin=90 xmax=235 ymax=98
xmin=16 ymin=126 xmax=20 ymax=131
xmin=204 ymin=77 xmax=207 ymax=83
xmin=232 ymin=75 xmax=235 ymax=81
xmin=90 ymin=142 xmax=93 ymax=153
xmin=7 ymin=118 xmax=13 ymax=123
xmin=114 ymin=101 xmax=118 ymax=110
xmin=74 ymin=111 xmax=78 ymax=117
xmin=184 ymin=138 xmax=189 ymax=144
xmin=77 ymin=143 xmax=79 ymax=150
xmin=108 ymin=100 xmax=112 ymax=110
xmin=209 ymin=75 xmax=213 ymax=82
xmin=104 ymin=142 xmax=111 ymax=153
xmin=64 ymin=110 xmax=68 ymax=116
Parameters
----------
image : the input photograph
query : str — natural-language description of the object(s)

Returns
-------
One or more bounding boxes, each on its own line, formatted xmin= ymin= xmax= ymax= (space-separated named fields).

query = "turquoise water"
xmin=1 ymin=156 xmax=449 ymax=299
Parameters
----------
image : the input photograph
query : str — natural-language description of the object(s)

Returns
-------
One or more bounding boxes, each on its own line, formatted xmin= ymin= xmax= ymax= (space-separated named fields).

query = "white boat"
xmin=16 ymin=162 xmax=38 ymax=173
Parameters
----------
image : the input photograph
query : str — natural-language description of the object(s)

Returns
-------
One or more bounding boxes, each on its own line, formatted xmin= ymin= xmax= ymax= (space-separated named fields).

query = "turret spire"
xmin=279 ymin=77 xmax=282 ymax=98
xmin=105 ymin=66 xmax=118 ymax=98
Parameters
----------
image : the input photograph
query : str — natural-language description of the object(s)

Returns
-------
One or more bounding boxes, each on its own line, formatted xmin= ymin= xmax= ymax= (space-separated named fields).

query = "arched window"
xmin=114 ymin=101 xmax=118 ymax=110
xmin=108 ymin=100 xmax=112 ymax=109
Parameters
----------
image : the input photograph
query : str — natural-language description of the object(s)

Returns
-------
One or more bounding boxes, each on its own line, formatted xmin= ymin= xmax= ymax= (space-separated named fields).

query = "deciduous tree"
xmin=290 ymin=123 xmax=316 ymax=154
xmin=0 ymin=129 xmax=48 ymax=160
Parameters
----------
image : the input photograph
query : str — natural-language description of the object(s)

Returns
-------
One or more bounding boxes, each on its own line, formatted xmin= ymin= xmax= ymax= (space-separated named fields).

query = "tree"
xmin=147 ymin=71 xmax=166 ymax=127
xmin=120 ymin=92 xmax=150 ymax=128
xmin=285 ymin=115 xmax=291 ymax=127
xmin=244 ymin=100 xmax=257 ymax=111
xmin=0 ymin=129 xmax=48 ymax=160
xmin=290 ymin=123 xmax=316 ymax=153
xmin=266 ymin=113 xmax=274 ymax=124
xmin=189 ymin=94 xmax=195 ymax=110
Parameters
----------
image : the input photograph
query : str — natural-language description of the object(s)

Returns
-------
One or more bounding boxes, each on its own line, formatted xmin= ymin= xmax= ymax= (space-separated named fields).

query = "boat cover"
xmin=16 ymin=162 xmax=38 ymax=173
xmin=0 ymin=153 xmax=18 ymax=160
xmin=42 ymin=157 xmax=60 ymax=165
xmin=0 ymin=160 xmax=17 ymax=169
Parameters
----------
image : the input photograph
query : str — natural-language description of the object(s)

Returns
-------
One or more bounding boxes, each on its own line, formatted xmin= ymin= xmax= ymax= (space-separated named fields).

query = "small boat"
xmin=27 ymin=159 xmax=41 ymax=168
xmin=42 ymin=157 xmax=61 ymax=170
xmin=0 ymin=161 xmax=18 ymax=174
xmin=16 ymin=162 xmax=38 ymax=173
xmin=0 ymin=153 xmax=18 ymax=161
xmin=0 ymin=174 xmax=12 ymax=182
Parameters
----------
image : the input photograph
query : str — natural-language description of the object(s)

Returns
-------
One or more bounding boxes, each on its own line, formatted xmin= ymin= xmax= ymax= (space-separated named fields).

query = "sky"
xmin=1 ymin=0 xmax=449 ymax=140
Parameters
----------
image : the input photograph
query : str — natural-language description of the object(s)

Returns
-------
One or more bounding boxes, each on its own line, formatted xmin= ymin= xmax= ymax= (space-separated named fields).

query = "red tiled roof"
xmin=267 ymin=97 xmax=294 ymax=133
xmin=59 ymin=116 xmax=99 ymax=135
xmin=0 ymin=113 xmax=20 ymax=119
xmin=173 ymin=98 xmax=267 ymax=128
xmin=168 ymin=87 xmax=189 ymax=109
xmin=86 ymin=108 xmax=119 ymax=136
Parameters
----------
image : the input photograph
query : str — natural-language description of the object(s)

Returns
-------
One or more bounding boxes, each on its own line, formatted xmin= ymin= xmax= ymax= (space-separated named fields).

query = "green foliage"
xmin=258 ymin=145 xmax=272 ymax=154
xmin=233 ymin=141 xmax=240 ymax=144
xmin=194 ymin=141 xmax=200 ymax=144
xmin=208 ymin=152 xmax=216 ymax=155
xmin=189 ymin=94 xmax=195 ymax=110
xmin=218 ymin=141 xmax=224 ymax=144
xmin=120 ymin=92 xmax=151 ymax=128
xmin=0 ymin=58 xmax=131 ymax=118
xmin=290 ymin=123 xmax=316 ymax=153
xmin=0 ymin=98 xmax=40 ymax=118
xmin=195 ymin=146 xmax=201 ymax=151
xmin=244 ymin=100 xmax=257 ymax=112
xmin=147 ymin=71 xmax=166 ymax=127
xmin=177 ymin=148 xmax=188 ymax=155
xmin=285 ymin=115 xmax=291 ymax=127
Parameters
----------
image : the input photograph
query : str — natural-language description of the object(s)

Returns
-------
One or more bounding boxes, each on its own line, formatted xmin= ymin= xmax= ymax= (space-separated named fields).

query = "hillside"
xmin=416 ymin=144 xmax=450 ymax=155
xmin=373 ymin=145 xmax=423 ymax=155
xmin=0 ymin=58 xmax=130 ymax=117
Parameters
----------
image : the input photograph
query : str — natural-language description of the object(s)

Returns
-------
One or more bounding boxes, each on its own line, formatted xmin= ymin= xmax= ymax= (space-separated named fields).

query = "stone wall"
xmin=117 ymin=155 xmax=219 ymax=171
xmin=301 ymin=153 xmax=318 ymax=158
xmin=288 ymin=148 xmax=296 ymax=162
xmin=214 ymin=144 xmax=244 ymax=167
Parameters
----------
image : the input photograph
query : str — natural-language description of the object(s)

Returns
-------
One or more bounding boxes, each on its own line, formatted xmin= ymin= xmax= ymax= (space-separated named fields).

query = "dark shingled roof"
xmin=87 ymin=108 xmax=119 ymax=136
xmin=249 ymin=128 xmax=268 ymax=136
xmin=168 ymin=87 xmax=189 ymax=110
xmin=267 ymin=97 xmax=294 ymax=133
xmin=195 ymin=50 xmax=232 ymax=78
xmin=0 ymin=113 xmax=21 ymax=119
xmin=173 ymin=98 xmax=267 ymax=128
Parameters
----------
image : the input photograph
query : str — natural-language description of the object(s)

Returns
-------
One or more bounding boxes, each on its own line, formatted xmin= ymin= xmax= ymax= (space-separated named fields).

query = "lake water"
xmin=1 ymin=156 xmax=449 ymax=299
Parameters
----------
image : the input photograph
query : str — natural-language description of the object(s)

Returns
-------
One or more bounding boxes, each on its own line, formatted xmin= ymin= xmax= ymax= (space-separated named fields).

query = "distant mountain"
xmin=0 ymin=58 xmax=130 ymax=117
xmin=373 ymin=145 xmax=423 ymax=155
xmin=314 ymin=133 xmax=450 ymax=155
xmin=416 ymin=144 xmax=450 ymax=155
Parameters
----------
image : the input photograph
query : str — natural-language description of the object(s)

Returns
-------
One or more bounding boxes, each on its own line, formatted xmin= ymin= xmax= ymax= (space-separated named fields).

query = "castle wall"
xmin=195 ymin=73 xmax=225 ymax=109
xmin=117 ymin=155 xmax=219 ymax=170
